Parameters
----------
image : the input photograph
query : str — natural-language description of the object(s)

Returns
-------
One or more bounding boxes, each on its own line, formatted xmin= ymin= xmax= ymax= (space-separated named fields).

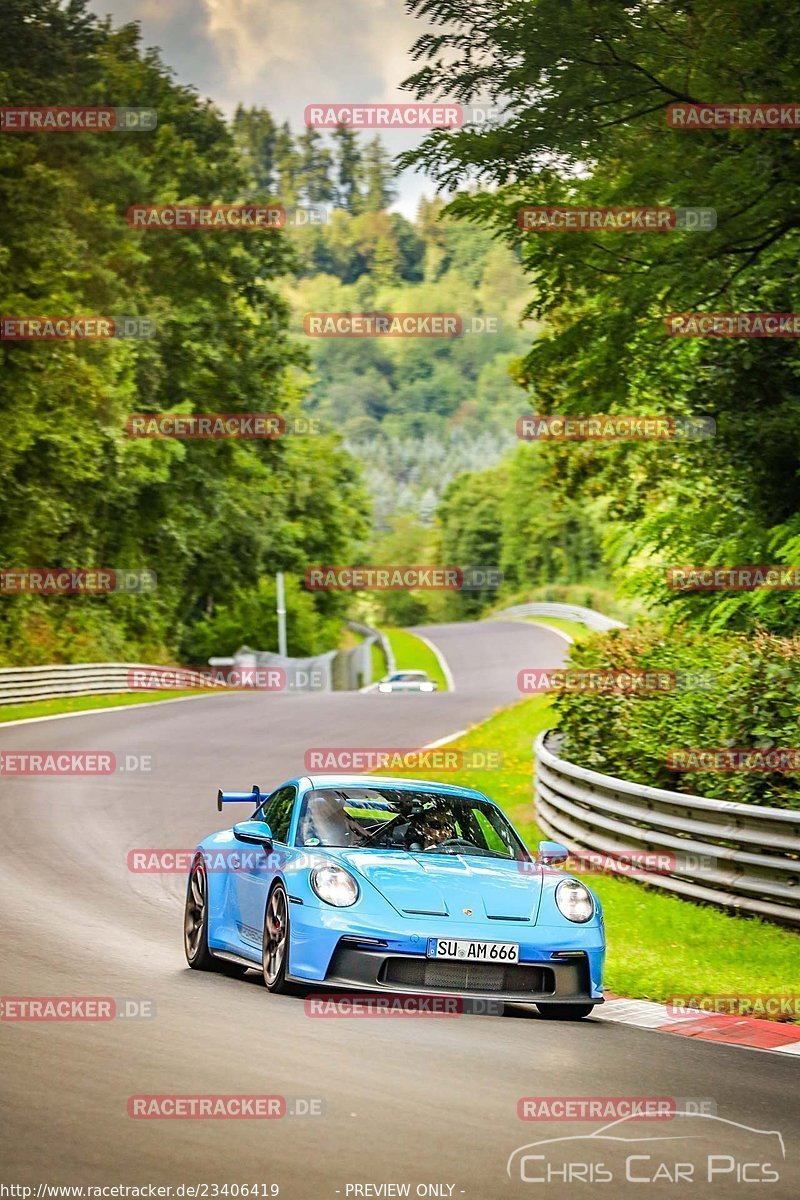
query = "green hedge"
xmin=554 ymin=623 xmax=800 ymax=809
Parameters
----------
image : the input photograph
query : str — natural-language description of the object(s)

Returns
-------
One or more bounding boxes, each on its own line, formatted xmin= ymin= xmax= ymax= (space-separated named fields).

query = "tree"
xmin=361 ymin=136 xmax=397 ymax=211
xmin=434 ymin=468 xmax=506 ymax=617
xmin=297 ymin=126 xmax=335 ymax=204
xmin=231 ymin=104 xmax=277 ymax=195
xmin=0 ymin=0 xmax=369 ymax=664
xmin=332 ymin=123 xmax=363 ymax=211
xmin=400 ymin=0 xmax=800 ymax=633
xmin=273 ymin=121 xmax=301 ymax=207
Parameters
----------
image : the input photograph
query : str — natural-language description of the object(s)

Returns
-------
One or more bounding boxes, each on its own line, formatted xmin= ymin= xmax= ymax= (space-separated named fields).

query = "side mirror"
xmin=233 ymin=821 xmax=274 ymax=849
xmin=537 ymin=839 xmax=569 ymax=866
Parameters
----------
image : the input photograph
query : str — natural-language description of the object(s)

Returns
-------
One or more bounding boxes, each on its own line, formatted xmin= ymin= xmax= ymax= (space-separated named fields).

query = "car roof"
xmin=299 ymin=773 xmax=488 ymax=800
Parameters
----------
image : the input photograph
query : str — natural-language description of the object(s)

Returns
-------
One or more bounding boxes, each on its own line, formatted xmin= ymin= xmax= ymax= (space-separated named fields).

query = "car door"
xmin=232 ymin=784 xmax=297 ymax=952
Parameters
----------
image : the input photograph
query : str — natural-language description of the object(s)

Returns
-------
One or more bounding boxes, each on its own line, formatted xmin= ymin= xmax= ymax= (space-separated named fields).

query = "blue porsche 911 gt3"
xmin=184 ymin=774 xmax=605 ymax=1018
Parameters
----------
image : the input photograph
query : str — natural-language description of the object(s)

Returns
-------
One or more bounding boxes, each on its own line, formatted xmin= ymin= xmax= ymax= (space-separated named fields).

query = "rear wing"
xmin=217 ymin=784 xmax=267 ymax=813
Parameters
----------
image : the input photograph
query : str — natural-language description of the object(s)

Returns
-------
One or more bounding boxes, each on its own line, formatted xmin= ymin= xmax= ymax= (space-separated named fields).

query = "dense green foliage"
xmin=232 ymin=106 xmax=397 ymax=214
xmin=361 ymin=445 xmax=608 ymax=626
xmin=401 ymin=0 xmax=800 ymax=635
xmin=554 ymin=624 xmax=800 ymax=809
xmin=285 ymin=199 xmax=537 ymax=524
xmin=0 ymin=0 xmax=367 ymax=664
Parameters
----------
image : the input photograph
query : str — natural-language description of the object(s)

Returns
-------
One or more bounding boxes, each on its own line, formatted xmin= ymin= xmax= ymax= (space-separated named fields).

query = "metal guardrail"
xmin=0 ymin=662 xmax=225 ymax=706
xmin=346 ymin=620 xmax=396 ymax=679
xmin=534 ymin=730 xmax=800 ymax=926
xmin=492 ymin=601 xmax=626 ymax=632
xmin=232 ymin=645 xmax=338 ymax=693
xmin=0 ymin=624 xmax=395 ymax=705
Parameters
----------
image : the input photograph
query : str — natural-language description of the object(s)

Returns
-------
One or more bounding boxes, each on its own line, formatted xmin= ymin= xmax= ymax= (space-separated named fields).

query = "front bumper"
xmin=315 ymin=940 xmax=598 ymax=1005
xmin=286 ymin=902 xmax=605 ymax=1002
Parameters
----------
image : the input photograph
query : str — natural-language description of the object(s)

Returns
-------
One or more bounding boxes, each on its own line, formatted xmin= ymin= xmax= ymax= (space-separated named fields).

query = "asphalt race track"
xmin=1 ymin=620 xmax=797 ymax=1198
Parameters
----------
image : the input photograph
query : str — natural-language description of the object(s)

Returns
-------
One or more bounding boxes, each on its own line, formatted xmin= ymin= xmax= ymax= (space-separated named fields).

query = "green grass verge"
xmin=371 ymin=639 xmax=387 ymax=682
xmin=382 ymin=627 xmax=449 ymax=691
xmin=523 ymin=616 xmax=595 ymax=643
xmin=378 ymin=695 xmax=800 ymax=1014
xmin=0 ymin=689 xmax=223 ymax=724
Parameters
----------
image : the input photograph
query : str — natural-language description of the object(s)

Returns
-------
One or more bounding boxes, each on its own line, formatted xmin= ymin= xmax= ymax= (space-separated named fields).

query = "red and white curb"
xmin=594 ymin=996 xmax=800 ymax=1054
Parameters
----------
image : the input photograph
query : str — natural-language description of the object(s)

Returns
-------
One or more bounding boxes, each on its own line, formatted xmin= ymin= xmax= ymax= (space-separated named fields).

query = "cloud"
xmin=89 ymin=0 xmax=440 ymax=214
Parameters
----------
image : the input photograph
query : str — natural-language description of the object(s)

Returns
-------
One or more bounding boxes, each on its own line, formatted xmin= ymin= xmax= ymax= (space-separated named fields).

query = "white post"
xmin=276 ymin=571 xmax=287 ymax=657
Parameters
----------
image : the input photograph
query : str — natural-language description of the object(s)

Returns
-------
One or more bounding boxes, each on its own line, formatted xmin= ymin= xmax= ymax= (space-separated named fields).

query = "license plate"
xmin=426 ymin=938 xmax=519 ymax=963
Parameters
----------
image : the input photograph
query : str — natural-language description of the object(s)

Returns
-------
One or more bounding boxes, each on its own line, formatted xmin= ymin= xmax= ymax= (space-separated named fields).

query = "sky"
xmin=88 ymin=0 xmax=442 ymax=216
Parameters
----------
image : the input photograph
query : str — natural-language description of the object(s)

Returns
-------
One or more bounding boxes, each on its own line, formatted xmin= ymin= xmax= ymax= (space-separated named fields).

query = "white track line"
xmin=0 ymin=691 xmax=234 ymax=730
xmin=424 ymin=730 xmax=467 ymax=749
xmin=526 ymin=619 xmax=575 ymax=645
xmin=501 ymin=617 xmax=574 ymax=645
xmin=413 ymin=631 xmax=456 ymax=692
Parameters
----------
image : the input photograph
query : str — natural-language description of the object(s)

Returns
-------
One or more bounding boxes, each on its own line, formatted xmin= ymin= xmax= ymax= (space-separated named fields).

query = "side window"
xmin=265 ymin=785 xmax=296 ymax=844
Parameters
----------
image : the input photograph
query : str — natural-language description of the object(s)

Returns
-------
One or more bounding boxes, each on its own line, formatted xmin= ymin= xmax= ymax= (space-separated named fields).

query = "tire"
xmin=262 ymin=882 xmax=293 ymax=994
xmin=536 ymin=1002 xmax=595 ymax=1020
xmin=184 ymin=856 xmax=247 ymax=976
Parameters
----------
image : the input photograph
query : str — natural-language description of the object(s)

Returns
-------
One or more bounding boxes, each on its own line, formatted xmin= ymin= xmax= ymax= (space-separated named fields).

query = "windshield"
xmin=296 ymin=786 xmax=527 ymax=859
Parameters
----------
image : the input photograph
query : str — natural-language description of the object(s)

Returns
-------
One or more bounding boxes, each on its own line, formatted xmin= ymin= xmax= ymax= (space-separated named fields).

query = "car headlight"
xmin=310 ymin=865 xmax=359 ymax=907
xmin=555 ymin=878 xmax=594 ymax=923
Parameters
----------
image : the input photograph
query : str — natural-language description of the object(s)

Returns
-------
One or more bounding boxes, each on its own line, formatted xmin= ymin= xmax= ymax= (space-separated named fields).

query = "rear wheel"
xmin=262 ymin=883 xmax=292 ymax=994
xmin=536 ymin=1002 xmax=595 ymax=1020
xmin=184 ymin=856 xmax=247 ymax=976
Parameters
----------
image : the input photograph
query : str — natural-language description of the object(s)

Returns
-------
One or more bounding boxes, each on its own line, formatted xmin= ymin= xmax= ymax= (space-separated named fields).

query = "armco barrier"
xmin=346 ymin=620 xmax=396 ymax=681
xmin=232 ymin=645 xmax=337 ymax=693
xmin=492 ymin=601 xmax=626 ymax=632
xmin=534 ymin=730 xmax=800 ymax=926
xmin=0 ymin=662 xmax=226 ymax=706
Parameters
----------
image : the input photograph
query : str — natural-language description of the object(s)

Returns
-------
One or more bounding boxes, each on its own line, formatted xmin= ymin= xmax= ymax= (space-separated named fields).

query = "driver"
xmin=418 ymin=807 xmax=456 ymax=850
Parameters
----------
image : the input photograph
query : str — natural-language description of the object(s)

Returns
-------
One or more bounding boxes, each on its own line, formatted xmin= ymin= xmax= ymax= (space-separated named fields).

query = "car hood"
xmin=328 ymin=849 xmax=543 ymax=923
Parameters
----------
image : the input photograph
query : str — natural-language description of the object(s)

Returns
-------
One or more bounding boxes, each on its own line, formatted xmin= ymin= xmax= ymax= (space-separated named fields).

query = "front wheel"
xmin=536 ymin=1003 xmax=595 ymax=1020
xmin=262 ymin=882 xmax=293 ymax=994
xmin=184 ymin=856 xmax=247 ymax=976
